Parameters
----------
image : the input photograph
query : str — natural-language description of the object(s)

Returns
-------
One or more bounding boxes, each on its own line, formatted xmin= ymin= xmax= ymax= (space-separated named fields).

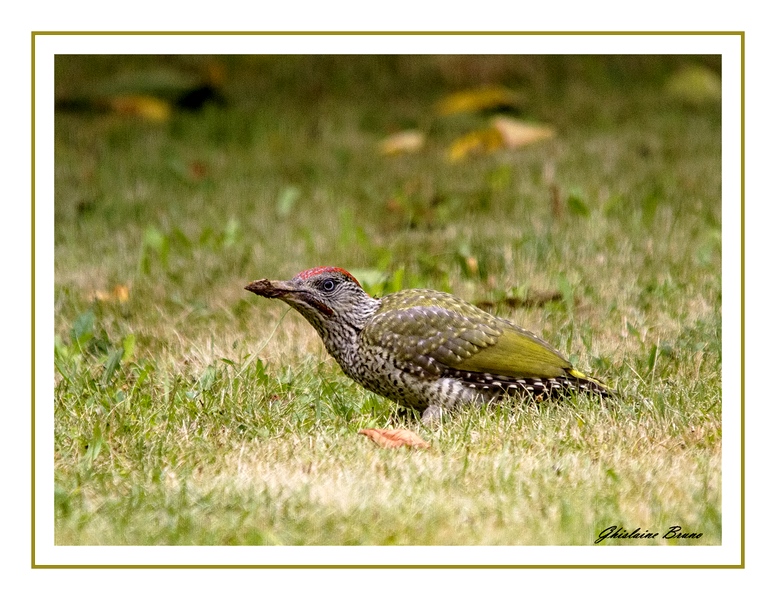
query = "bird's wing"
xmin=363 ymin=292 xmax=571 ymax=380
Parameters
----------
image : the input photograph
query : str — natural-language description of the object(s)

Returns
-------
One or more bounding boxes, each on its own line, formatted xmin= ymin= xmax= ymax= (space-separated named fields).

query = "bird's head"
xmin=245 ymin=266 xmax=378 ymax=335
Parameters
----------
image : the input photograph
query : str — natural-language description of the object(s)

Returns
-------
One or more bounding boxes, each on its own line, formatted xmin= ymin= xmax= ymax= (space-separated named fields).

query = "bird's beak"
xmin=245 ymin=277 xmax=334 ymax=317
xmin=244 ymin=278 xmax=297 ymax=298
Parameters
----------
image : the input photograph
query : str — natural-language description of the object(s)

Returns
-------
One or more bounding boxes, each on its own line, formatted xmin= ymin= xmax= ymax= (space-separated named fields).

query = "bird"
xmin=245 ymin=266 xmax=612 ymax=422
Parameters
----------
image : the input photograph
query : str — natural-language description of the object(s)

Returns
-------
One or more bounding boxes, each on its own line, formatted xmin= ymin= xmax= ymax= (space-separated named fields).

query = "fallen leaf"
xmin=379 ymin=130 xmax=425 ymax=155
xmin=88 ymin=284 xmax=130 ymax=303
xmin=56 ymin=63 xmax=227 ymax=116
xmin=358 ymin=428 xmax=430 ymax=449
xmin=106 ymin=95 xmax=171 ymax=121
xmin=436 ymin=85 xmax=523 ymax=116
xmin=447 ymin=117 xmax=555 ymax=162
xmin=447 ymin=127 xmax=503 ymax=162
xmin=491 ymin=116 xmax=555 ymax=148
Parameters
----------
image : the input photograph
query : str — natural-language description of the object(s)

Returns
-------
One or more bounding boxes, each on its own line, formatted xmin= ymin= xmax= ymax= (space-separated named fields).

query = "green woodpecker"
xmin=245 ymin=266 xmax=611 ymax=421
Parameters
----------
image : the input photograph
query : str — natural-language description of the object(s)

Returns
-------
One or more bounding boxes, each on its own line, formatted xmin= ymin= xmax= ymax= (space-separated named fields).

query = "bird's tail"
xmin=565 ymin=368 xmax=615 ymax=397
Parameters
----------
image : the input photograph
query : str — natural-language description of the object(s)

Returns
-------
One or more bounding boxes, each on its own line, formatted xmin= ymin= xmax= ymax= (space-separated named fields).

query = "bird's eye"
xmin=321 ymin=278 xmax=336 ymax=292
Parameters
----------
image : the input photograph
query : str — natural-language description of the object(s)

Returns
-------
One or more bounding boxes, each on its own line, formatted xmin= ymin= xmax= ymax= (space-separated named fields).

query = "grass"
xmin=53 ymin=55 xmax=721 ymax=547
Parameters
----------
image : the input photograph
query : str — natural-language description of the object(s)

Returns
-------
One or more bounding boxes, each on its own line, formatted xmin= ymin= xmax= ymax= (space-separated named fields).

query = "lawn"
xmin=53 ymin=54 xmax=721 ymax=547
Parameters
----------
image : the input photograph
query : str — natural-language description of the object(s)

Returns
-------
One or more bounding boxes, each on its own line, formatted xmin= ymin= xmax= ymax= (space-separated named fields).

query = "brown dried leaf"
xmin=358 ymin=428 xmax=431 ymax=450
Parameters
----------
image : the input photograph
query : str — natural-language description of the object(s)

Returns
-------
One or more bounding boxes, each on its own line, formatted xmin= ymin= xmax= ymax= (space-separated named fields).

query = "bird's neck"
xmin=307 ymin=296 xmax=381 ymax=365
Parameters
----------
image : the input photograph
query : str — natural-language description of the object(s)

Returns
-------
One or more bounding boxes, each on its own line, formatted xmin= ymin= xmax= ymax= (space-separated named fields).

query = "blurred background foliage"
xmin=54 ymin=54 xmax=721 ymax=372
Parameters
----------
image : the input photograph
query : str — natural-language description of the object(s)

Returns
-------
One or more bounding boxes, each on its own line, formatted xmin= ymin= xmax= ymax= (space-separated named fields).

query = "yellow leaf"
xmin=88 ymin=284 xmax=130 ymax=303
xmin=447 ymin=117 xmax=555 ymax=161
xmin=358 ymin=428 xmax=431 ymax=449
xmin=436 ymin=85 xmax=523 ymax=116
xmin=379 ymin=130 xmax=425 ymax=155
xmin=447 ymin=127 xmax=503 ymax=162
xmin=491 ymin=116 xmax=555 ymax=148
xmin=107 ymin=95 xmax=171 ymax=121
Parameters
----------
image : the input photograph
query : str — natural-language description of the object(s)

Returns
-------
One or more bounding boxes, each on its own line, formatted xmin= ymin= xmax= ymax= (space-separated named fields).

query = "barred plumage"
xmin=245 ymin=267 xmax=612 ymax=422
